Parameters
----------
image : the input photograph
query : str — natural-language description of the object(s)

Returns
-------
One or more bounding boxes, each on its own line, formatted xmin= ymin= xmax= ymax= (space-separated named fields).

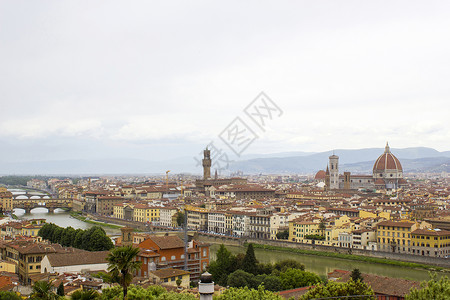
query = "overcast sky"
xmin=1 ymin=1 xmax=449 ymax=164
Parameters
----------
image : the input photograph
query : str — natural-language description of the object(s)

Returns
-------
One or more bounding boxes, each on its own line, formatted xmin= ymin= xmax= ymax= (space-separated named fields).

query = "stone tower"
xmin=329 ymin=154 xmax=339 ymax=190
xmin=121 ymin=227 xmax=134 ymax=247
xmin=202 ymin=147 xmax=211 ymax=180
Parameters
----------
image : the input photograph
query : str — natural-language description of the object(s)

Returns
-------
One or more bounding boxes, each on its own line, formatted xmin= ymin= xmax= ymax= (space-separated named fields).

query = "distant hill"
xmin=0 ymin=147 xmax=448 ymax=175
xmin=228 ymin=147 xmax=450 ymax=174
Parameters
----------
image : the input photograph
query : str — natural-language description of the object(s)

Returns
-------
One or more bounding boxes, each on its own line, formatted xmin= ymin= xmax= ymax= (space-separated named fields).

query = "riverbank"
xmin=250 ymin=243 xmax=447 ymax=272
xmin=69 ymin=212 xmax=123 ymax=230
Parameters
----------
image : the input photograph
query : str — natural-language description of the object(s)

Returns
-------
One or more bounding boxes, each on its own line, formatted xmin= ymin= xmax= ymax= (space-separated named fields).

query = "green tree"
xmin=241 ymin=243 xmax=258 ymax=275
xmin=176 ymin=212 xmax=185 ymax=227
xmin=214 ymin=285 xmax=283 ymax=300
xmin=406 ymin=274 xmax=450 ymax=300
xmin=100 ymin=286 xmax=123 ymax=300
xmin=208 ymin=244 xmax=235 ymax=286
xmin=0 ymin=291 xmax=21 ymax=300
xmin=73 ymin=289 xmax=100 ymax=300
xmin=227 ymin=270 xmax=255 ymax=288
xmin=51 ymin=227 xmax=63 ymax=244
xmin=30 ymin=280 xmax=58 ymax=300
xmin=301 ymin=279 xmax=375 ymax=300
xmin=258 ymin=275 xmax=282 ymax=292
xmin=106 ymin=246 xmax=142 ymax=300
xmin=71 ymin=289 xmax=100 ymax=300
xmin=74 ymin=229 xmax=84 ymax=249
xmin=279 ymin=268 xmax=322 ymax=290
xmin=319 ymin=220 xmax=326 ymax=236
xmin=273 ymin=259 xmax=305 ymax=273
xmin=351 ymin=268 xmax=363 ymax=282
xmin=57 ymin=281 xmax=64 ymax=297
xmin=61 ymin=227 xmax=76 ymax=247
xmin=276 ymin=230 xmax=289 ymax=240
xmin=89 ymin=228 xmax=114 ymax=251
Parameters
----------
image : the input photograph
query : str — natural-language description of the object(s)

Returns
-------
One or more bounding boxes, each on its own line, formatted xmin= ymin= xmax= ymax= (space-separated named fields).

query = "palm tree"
xmin=319 ymin=220 xmax=326 ymax=237
xmin=106 ymin=246 xmax=142 ymax=299
xmin=30 ymin=280 xmax=58 ymax=300
xmin=71 ymin=289 xmax=100 ymax=300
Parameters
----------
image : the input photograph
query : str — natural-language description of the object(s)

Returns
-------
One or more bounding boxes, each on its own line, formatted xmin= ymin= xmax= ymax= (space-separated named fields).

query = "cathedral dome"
xmin=314 ymin=170 xmax=326 ymax=180
xmin=373 ymin=143 xmax=403 ymax=172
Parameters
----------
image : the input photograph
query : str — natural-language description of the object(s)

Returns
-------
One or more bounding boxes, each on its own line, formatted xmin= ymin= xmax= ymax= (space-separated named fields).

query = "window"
xmin=161 ymin=256 xmax=166 ymax=262
xmin=171 ymin=255 xmax=176 ymax=260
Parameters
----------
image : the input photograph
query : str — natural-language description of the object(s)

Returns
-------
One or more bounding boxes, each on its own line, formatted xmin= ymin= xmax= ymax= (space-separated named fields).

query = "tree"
xmin=208 ymin=244 xmax=235 ymax=286
xmin=0 ymin=291 xmax=21 ymax=300
xmin=215 ymin=285 xmax=283 ymax=300
xmin=406 ymin=274 xmax=450 ymax=300
xmin=241 ymin=243 xmax=258 ymax=275
xmin=57 ymin=281 xmax=65 ymax=297
xmin=319 ymin=220 xmax=326 ymax=237
xmin=74 ymin=229 xmax=84 ymax=249
xmin=227 ymin=270 xmax=255 ymax=288
xmin=351 ymin=268 xmax=363 ymax=282
xmin=301 ymin=279 xmax=375 ymax=300
xmin=273 ymin=260 xmax=305 ymax=273
xmin=71 ymin=289 xmax=100 ymax=300
xmin=279 ymin=268 xmax=322 ymax=290
xmin=276 ymin=230 xmax=289 ymax=240
xmin=106 ymin=246 xmax=142 ymax=300
xmin=51 ymin=227 xmax=63 ymax=244
xmin=61 ymin=227 xmax=76 ymax=247
xmin=176 ymin=212 xmax=185 ymax=227
xmin=30 ymin=280 xmax=58 ymax=300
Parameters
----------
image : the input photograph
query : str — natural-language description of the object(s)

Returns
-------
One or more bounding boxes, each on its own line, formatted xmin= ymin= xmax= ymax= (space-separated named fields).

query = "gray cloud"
xmin=1 ymin=0 xmax=449 ymax=165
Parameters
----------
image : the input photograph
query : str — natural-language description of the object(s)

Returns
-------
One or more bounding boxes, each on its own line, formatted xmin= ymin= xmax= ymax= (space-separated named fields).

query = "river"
xmin=14 ymin=208 xmax=121 ymax=236
xmin=210 ymin=244 xmax=444 ymax=282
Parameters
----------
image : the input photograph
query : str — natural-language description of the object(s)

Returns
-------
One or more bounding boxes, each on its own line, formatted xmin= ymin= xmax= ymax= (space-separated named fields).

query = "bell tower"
xmin=202 ymin=147 xmax=211 ymax=180
xmin=329 ymin=153 xmax=339 ymax=190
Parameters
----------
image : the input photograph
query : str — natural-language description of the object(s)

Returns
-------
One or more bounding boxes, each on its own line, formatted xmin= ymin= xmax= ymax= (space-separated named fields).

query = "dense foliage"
xmin=276 ymin=230 xmax=289 ymax=240
xmin=406 ymin=274 xmax=450 ymax=300
xmin=0 ymin=291 xmax=21 ymax=300
xmin=301 ymin=279 xmax=375 ymax=300
xmin=304 ymin=234 xmax=325 ymax=240
xmin=351 ymin=268 xmax=363 ymax=282
xmin=30 ymin=280 xmax=58 ymax=300
xmin=71 ymin=289 xmax=101 ymax=300
xmin=38 ymin=223 xmax=114 ymax=251
xmin=213 ymin=285 xmax=283 ymax=300
xmin=100 ymin=285 xmax=197 ymax=300
xmin=208 ymin=244 xmax=317 ymax=291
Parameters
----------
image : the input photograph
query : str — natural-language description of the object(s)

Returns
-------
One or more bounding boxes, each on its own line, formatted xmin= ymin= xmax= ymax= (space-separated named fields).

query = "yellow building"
xmin=149 ymin=268 xmax=190 ymax=289
xmin=411 ymin=229 xmax=450 ymax=258
xmin=133 ymin=204 xmax=160 ymax=223
xmin=359 ymin=210 xmax=390 ymax=220
xmin=0 ymin=260 xmax=17 ymax=273
xmin=113 ymin=203 xmax=125 ymax=219
xmin=289 ymin=220 xmax=321 ymax=243
xmin=377 ymin=220 xmax=417 ymax=253
xmin=0 ymin=187 xmax=13 ymax=212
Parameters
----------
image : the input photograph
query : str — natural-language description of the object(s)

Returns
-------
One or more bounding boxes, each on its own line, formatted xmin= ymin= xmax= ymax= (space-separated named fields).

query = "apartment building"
xmin=411 ymin=229 xmax=450 ymax=257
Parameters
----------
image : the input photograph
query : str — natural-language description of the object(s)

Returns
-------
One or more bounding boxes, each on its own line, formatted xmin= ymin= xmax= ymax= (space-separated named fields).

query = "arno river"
xmin=14 ymin=208 xmax=121 ymax=236
xmin=210 ymin=244 xmax=444 ymax=282
xmin=13 ymin=207 xmax=443 ymax=283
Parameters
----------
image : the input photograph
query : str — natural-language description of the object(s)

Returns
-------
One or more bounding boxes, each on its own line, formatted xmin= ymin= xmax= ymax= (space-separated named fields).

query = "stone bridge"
xmin=13 ymin=198 xmax=73 ymax=213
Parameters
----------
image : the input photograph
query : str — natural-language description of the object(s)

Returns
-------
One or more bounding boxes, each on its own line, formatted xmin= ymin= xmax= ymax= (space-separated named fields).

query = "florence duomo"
xmin=316 ymin=143 xmax=407 ymax=192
